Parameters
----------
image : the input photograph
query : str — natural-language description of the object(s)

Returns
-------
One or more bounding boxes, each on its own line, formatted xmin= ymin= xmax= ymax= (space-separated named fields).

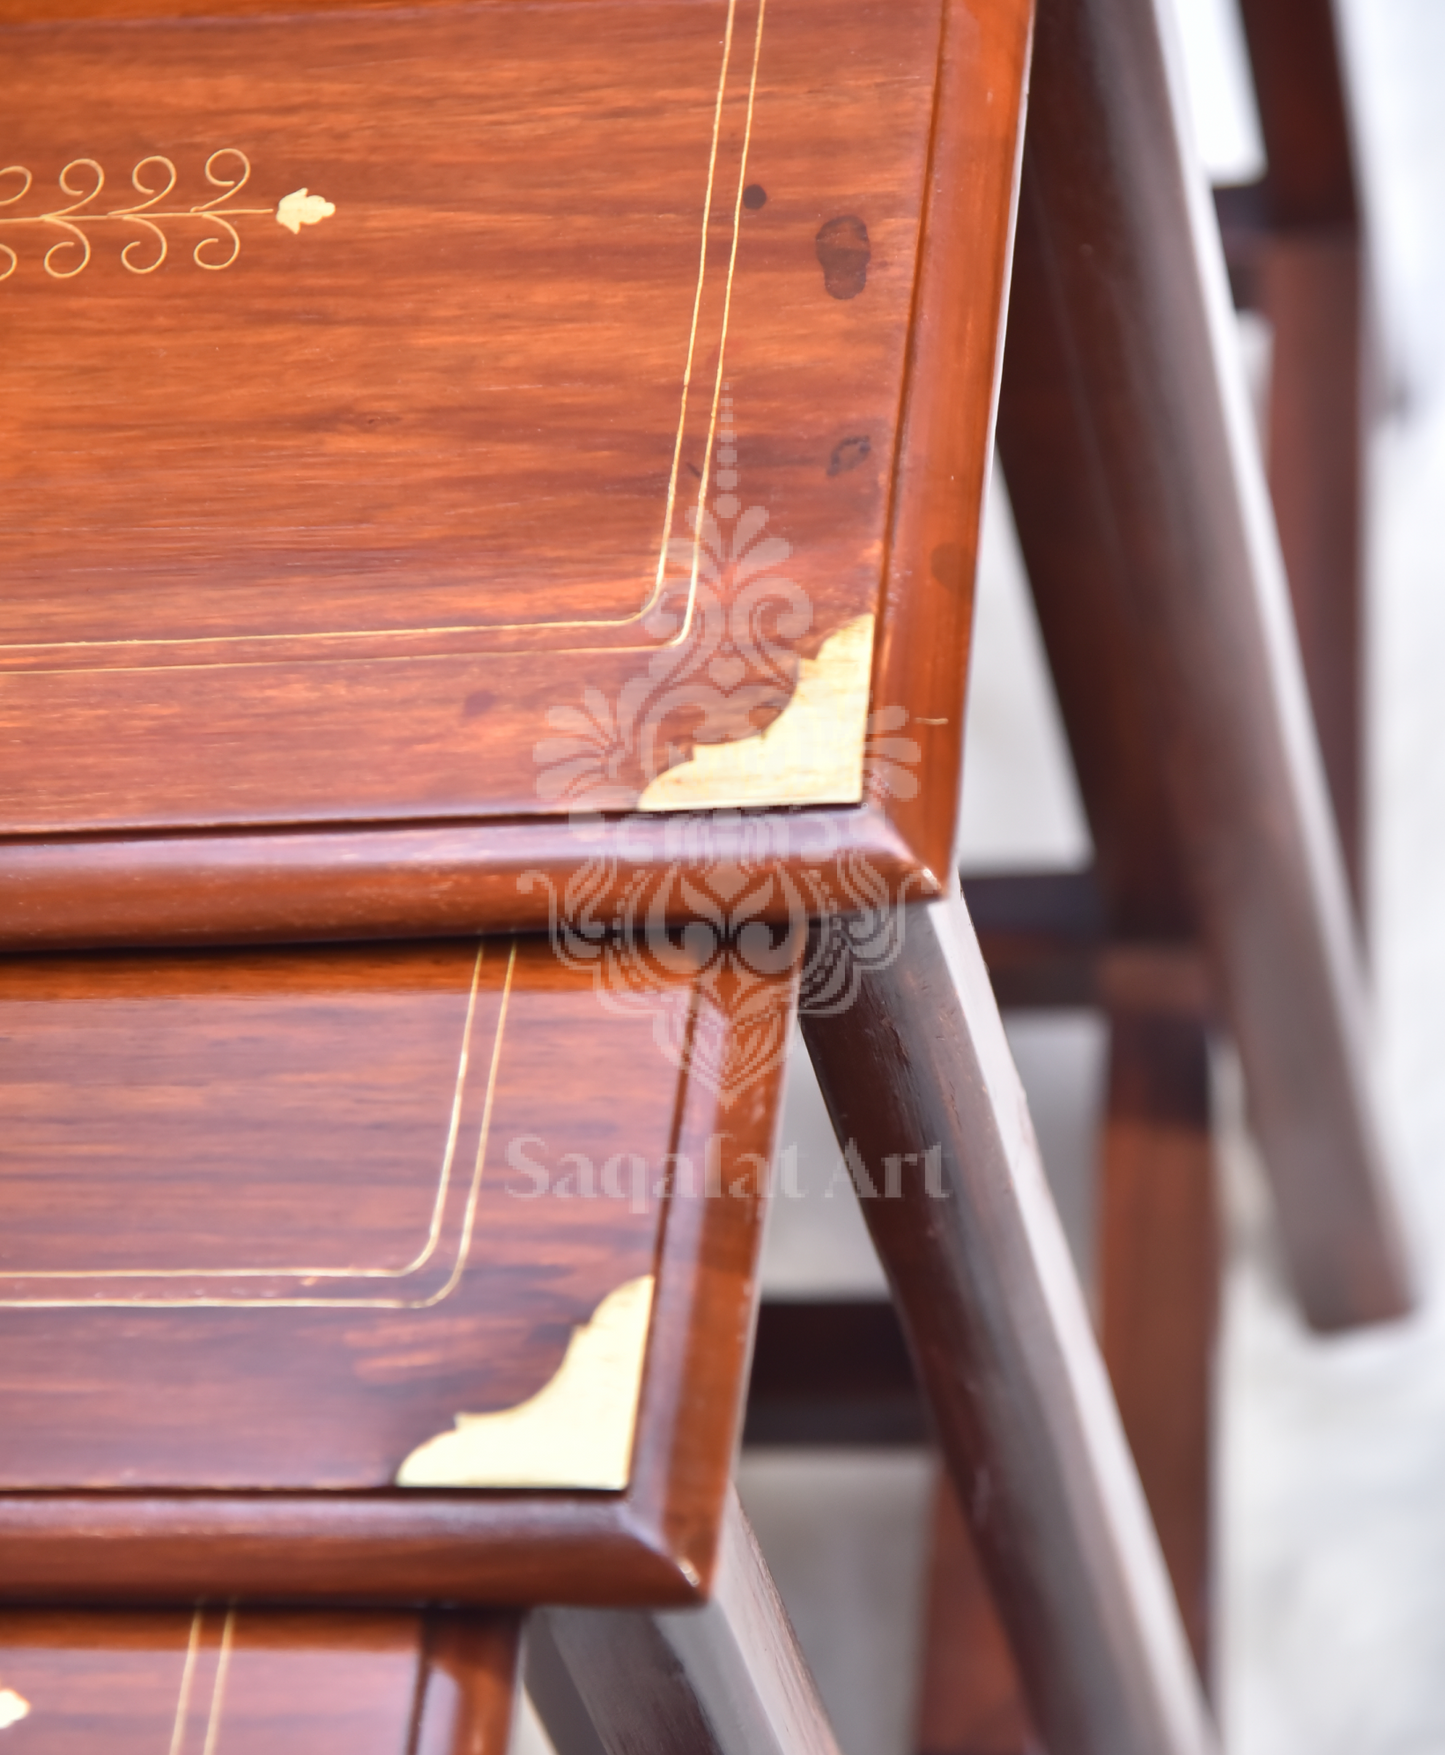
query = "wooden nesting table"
xmin=0 ymin=1608 xmax=520 ymax=1755
xmin=0 ymin=934 xmax=795 ymax=1602
xmin=0 ymin=5 xmax=1031 ymax=1746
xmin=0 ymin=0 xmax=1017 ymax=947
xmin=0 ymin=0 xmax=1410 ymax=1751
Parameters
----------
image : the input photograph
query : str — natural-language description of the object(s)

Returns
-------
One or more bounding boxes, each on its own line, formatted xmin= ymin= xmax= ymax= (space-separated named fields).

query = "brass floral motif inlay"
xmin=0 ymin=149 xmax=334 ymax=281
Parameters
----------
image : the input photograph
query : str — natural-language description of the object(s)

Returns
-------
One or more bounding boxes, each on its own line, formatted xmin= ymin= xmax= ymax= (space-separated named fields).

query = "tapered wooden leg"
xmin=1234 ymin=0 xmax=1368 ymax=918
xmin=530 ymin=1487 xmax=842 ymax=1755
xmin=911 ymin=1010 xmax=1219 ymax=1742
xmin=801 ymin=895 xmax=1214 ymax=1755
xmin=997 ymin=0 xmax=1408 ymax=1332
xmin=1098 ymin=1013 xmax=1217 ymax=1684
xmin=915 ymin=1473 xmax=1038 ymax=1755
xmin=1262 ymin=232 xmax=1365 ymax=915
xmin=416 ymin=1613 xmax=523 ymax=1755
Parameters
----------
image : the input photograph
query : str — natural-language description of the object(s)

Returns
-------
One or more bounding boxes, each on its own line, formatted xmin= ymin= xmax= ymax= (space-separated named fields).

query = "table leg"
xmin=533 ymin=1489 xmax=842 ymax=1755
xmin=800 ymin=895 xmax=1214 ymax=1755
xmin=1098 ymin=1013 xmax=1218 ymax=1685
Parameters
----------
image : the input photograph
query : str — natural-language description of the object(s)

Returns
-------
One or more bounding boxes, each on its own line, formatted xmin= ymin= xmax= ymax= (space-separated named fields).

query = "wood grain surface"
xmin=0 ymin=931 xmax=796 ymax=1598
xmin=0 ymin=1606 xmax=519 ymax=1754
xmin=1238 ymin=0 xmax=1367 ymax=914
xmin=802 ymin=896 xmax=1215 ymax=1755
xmin=1099 ymin=1013 xmax=1218 ymax=1683
xmin=0 ymin=0 xmax=1027 ymax=944
xmin=541 ymin=1488 xmax=842 ymax=1755
xmin=915 ymin=1475 xmax=1035 ymax=1755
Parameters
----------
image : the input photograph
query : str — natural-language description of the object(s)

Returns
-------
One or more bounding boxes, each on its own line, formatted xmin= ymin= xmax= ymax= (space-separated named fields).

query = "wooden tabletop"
xmin=0 ymin=1606 xmax=519 ymax=1754
xmin=0 ymin=932 xmax=797 ymax=1601
xmin=0 ymin=0 xmax=1029 ymax=946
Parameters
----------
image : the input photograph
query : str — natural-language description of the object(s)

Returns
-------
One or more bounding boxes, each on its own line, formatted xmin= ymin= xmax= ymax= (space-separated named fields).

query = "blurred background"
xmin=519 ymin=3 xmax=1445 ymax=1750
xmin=748 ymin=2 xmax=1445 ymax=1750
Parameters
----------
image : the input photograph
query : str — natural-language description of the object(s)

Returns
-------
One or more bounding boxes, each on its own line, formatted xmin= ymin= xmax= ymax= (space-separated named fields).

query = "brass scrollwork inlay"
xmin=0 ymin=149 xmax=334 ymax=281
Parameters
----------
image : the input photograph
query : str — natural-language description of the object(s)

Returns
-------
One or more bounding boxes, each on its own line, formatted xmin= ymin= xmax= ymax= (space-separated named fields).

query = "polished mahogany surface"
xmin=0 ymin=1606 xmax=519 ymax=1754
xmin=0 ymin=0 xmax=1029 ymax=944
xmin=801 ymin=897 xmax=1214 ymax=1755
xmin=3 ymin=2 xmax=919 ymax=682
xmin=0 ymin=938 xmax=669 ymax=1488
xmin=0 ymin=932 xmax=795 ymax=1598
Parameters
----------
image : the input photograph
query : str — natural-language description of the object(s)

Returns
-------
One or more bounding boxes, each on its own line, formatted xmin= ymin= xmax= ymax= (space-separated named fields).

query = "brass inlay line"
xmin=200 ymin=1610 xmax=235 ymax=1755
xmin=165 ymin=1607 xmax=235 ymax=1755
xmin=0 ymin=151 xmax=328 ymax=281
xmin=2 ymin=0 xmax=771 ymax=671
xmin=654 ymin=0 xmax=742 ymax=619
xmin=674 ymin=0 xmax=770 ymax=647
xmin=0 ymin=944 xmax=484 ymax=1289
xmin=166 ymin=1611 xmax=203 ymax=1755
xmin=0 ymin=940 xmax=516 ymax=1309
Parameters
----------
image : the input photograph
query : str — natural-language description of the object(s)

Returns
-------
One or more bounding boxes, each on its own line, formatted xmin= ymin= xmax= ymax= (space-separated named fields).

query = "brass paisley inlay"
xmin=0 ymin=150 xmax=333 ymax=281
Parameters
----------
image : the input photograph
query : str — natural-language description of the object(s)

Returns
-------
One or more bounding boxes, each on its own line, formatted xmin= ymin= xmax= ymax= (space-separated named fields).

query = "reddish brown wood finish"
xmin=910 ymin=1020 xmax=1217 ymax=1744
xmin=996 ymin=0 xmax=1409 ymax=1331
xmin=964 ymin=870 xmax=1213 ymax=1016
xmin=0 ymin=0 xmax=1030 ymax=947
xmin=417 ymin=1616 xmax=522 ymax=1755
xmin=914 ymin=1477 xmax=1036 ymax=1755
xmin=744 ymin=1298 xmax=927 ymax=1446
xmin=918 ymin=6 xmax=1369 ymax=1738
xmin=1234 ymin=0 xmax=1367 ymax=913
xmin=1261 ymin=233 xmax=1365 ymax=910
xmin=801 ymin=897 xmax=1213 ymax=1755
xmin=540 ymin=1489 xmax=842 ymax=1755
xmin=1098 ymin=1014 xmax=1218 ymax=1683
xmin=0 ymin=942 xmax=667 ymax=1491
xmin=869 ymin=0 xmax=1035 ymax=901
xmin=1235 ymin=0 xmax=1356 ymax=229
xmin=0 ymin=933 xmax=796 ymax=1601
xmin=0 ymin=1606 xmax=519 ymax=1754
xmin=0 ymin=813 xmax=921 ymax=950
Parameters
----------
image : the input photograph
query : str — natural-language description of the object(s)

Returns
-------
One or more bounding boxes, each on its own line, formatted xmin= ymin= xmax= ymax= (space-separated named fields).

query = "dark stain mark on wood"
xmin=929 ymin=542 xmax=968 ymax=594
xmin=815 ymin=215 xmax=870 ymax=298
xmin=743 ymin=183 xmax=768 ymax=210
xmin=827 ymin=434 xmax=872 ymax=476
xmin=462 ymin=689 xmax=495 ymax=719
